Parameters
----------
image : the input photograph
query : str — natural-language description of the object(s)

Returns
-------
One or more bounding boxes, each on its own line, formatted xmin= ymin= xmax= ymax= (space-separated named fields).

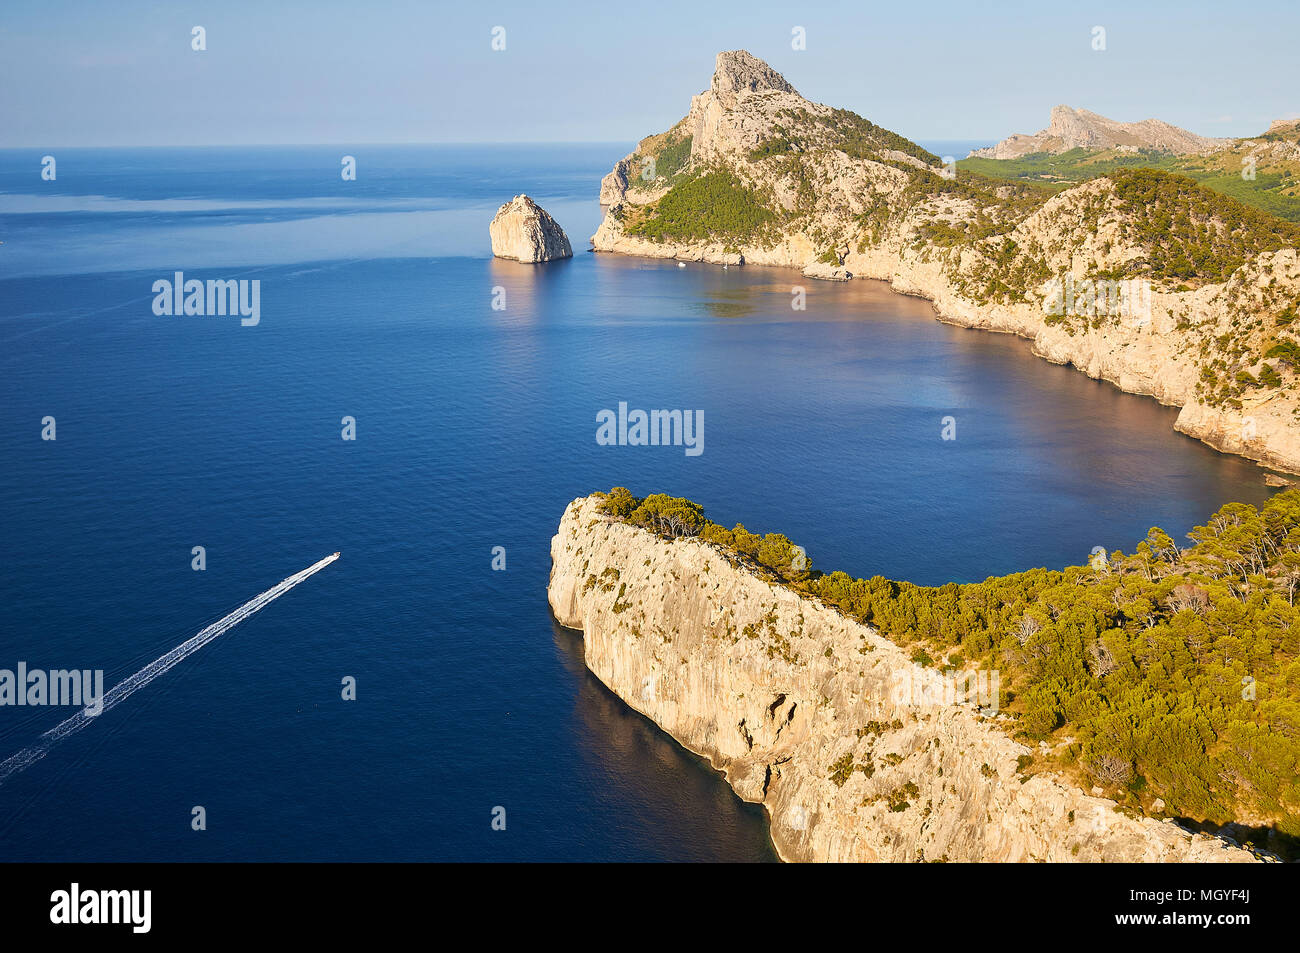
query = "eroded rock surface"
xmin=489 ymin=194 xmax=572 ymax=262
xmin=548 ymin=495 xmax=1259 ymax=863
xmin=969 ymin=105 xmax=1234 ymax=159
xmin=589 ymin=52 xmax=1300 ymax=473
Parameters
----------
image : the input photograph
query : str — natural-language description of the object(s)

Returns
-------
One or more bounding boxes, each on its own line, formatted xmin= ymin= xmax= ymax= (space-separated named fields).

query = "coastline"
xmin=590 ymin=238 xmax=1300 ymax=478
xmin=549 ymin=495 xmax=1262 ymax=863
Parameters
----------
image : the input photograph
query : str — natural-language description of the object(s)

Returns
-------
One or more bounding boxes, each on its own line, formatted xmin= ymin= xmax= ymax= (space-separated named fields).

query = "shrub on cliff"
xmin=600 ymin=486 xmax=640 ymax=518
xmin=626 ymin=171 xmax=777 ymax=244
xmin=597 ymin=489 xmax=813 ymax=579
xmin=593 ymin=486 xmax=1300 ymax=841
xmin=629 ymin=494 xmax=706 ymax=538
xmin=1106 ymin=169 xmax=1300 ymax=285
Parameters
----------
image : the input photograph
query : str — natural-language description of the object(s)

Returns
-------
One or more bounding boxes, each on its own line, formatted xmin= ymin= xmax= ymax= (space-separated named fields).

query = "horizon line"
xmin=0 ymin=136 xmax=997 ymax=151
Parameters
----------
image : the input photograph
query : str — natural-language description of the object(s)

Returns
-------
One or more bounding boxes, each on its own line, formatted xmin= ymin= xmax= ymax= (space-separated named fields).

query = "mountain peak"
xmin=971 ymin=105 xmax=1232 ymax=159
xmin=711 ymin=50 xmax=798 ymax=101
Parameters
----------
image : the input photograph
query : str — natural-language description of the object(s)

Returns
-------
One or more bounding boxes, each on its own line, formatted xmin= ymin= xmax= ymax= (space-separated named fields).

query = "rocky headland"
xmin=549 ymin=495 xmax=1261 ymax=863
xmin=590 ymin=51 xmax=1300 ymax=474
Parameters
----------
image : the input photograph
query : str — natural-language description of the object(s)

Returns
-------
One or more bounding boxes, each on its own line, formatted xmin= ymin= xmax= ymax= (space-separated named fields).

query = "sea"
xmin=0 ymin=142 xmax=1274 ymax=861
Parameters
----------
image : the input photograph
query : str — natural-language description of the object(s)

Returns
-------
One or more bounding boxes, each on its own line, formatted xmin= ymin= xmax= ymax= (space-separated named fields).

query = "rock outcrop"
xmin=590 ymin=52 xmax=1300 ymax=474
xmin=489 ymin=194 xmax=572 ymax=262
xmin=968 ymin=105 xmax=1234 ymax=159
xmin=549 ymin=496 xmax=1260 ymax=863
xmin=802 ymin=261 xmax=852 ymax=281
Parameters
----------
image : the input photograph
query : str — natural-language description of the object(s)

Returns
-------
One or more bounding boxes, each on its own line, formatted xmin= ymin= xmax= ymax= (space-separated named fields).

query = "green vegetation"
xmin=600 ymin=487 xmax=810 ymax=578
xmin=612 ymin=92 xmax=1300 ymax=421
xmin=817 ymin=107 xmax=940 ymax=166
xmin=941 ymin=167 xmax=1300 ymax=313
xmin=829 ymin=752 xmax=855 ymax=787
xmin=748 ymin=106 xmax=940 ymax=167
xmin=1266 ymin=339 xmax=1300 ymax=366
xmin=625 ymin=127 xmax=695 ymax=188
xmin=653 ymin=134 xmax=692 ymax=179
xmin=621 ymin=102 xmax=1299 ymax=326
xmin=626 ymin=170 xmax=778 ymax=245
xmin=885 ymin=781 xmax=920 ymax=811
xmin=596 ymin=487 xmax=1300 ymax=839
xmin=960 ymin=143 xmax=1300 ymax=224
xmin=1106 ymin=169 xmax=1300 ymax=284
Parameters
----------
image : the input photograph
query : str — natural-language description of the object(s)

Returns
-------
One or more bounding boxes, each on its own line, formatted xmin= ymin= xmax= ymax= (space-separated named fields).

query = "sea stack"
xmin=489 ymin=195 xmax=572 ymax=262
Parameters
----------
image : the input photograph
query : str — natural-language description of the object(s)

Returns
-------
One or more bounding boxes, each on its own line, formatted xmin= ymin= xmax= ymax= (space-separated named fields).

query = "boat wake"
xmin=0 ymin=552 xmax=340 ymax=787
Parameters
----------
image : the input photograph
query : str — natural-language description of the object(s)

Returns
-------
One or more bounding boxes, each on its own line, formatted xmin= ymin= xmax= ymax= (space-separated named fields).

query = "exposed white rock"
xmin=968 ymin=105 xmax=1234 ymax=159
xmin=599 ymin=160 xmax=630 ymax=206
xmin=802 ymin=261 xmax=852 ymax=281
xmin=589 ymin=51 xmax=1300 ymax=474
xmin=489 ymin=194 xmax=572 ymax=262
xmin=549 ymin=496 xmax=1261 ymax=863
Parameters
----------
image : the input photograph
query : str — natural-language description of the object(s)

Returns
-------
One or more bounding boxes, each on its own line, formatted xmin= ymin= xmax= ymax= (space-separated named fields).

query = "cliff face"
xmin=549 ymin=496 xmax=1258 ymax=863
xmin=968 ymin=105 xmax=1234 ymax=159
xmin=591 ymin=52 xmax=1300 ymax=475
xmin=489 ymin=194 xmax=572 ymax=262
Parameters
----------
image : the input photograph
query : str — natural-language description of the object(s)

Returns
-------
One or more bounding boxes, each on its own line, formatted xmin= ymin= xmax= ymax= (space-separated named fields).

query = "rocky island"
xmin=591 ymin=51 xmax=1300 ymax=475
xmin=549 ymin=493 xmax=1270 ymax=862
xmin=489 ymin=194 xmax=572 ymax=262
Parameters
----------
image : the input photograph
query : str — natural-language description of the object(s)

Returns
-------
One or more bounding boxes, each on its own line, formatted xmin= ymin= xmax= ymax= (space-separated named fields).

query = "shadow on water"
xmin=549 ymin=615 xmax=778 ymax=863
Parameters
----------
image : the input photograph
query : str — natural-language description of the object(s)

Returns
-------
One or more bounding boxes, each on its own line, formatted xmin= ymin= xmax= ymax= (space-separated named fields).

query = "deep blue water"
xmin=0 ymin=145 xmax=1274 ymax=861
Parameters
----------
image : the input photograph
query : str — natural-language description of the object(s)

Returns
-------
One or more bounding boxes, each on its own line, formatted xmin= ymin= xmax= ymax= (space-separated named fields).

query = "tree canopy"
xmin=596 ymin=486 xmax=1300 ymax=845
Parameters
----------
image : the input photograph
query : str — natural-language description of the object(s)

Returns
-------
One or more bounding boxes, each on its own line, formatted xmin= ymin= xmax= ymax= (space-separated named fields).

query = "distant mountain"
xmin=960 ymin=114 xmax=1300 ymax=224
xmin=968 ymin=105 xmax=1233 ymax=159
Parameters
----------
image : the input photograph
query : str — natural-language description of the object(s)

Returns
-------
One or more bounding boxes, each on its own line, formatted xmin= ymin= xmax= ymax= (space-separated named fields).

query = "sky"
xmin=2 ymin=0 xmax=1296 ymax=147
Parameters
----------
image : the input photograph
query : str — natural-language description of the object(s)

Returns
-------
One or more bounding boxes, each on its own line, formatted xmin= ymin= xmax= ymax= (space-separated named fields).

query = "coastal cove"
xmin=593 ymin=52 xmax=1300 ymax=476
xmin=0 ymin=145 xmax=1284 ymax=861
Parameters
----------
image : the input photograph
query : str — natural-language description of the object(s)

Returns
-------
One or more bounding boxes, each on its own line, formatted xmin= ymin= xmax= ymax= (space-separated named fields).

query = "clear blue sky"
xmin=3 ymin=0 xmax=1296 ymax=147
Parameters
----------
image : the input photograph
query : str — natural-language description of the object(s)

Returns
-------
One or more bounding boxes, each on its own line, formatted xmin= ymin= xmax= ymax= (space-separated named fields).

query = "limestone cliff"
xmin=549 ymin=495 xmax=1259 ymax=863
xmin=489 ymin=194 xmax=572 ymax=262
xmin=591 ymin=52 xmax=1300 ymax=474
xmin=968 ymin=105 xmax=1234 ymax=159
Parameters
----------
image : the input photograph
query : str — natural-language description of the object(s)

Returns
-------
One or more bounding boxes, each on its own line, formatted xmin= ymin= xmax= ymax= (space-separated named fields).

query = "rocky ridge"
xmin=548 ymin=495 xmax=1261 ymax=863
xmin=968 ymin=105 xmax=1234 ymax=160
xmin=590 ymin=52 xmax=1300 ymax=474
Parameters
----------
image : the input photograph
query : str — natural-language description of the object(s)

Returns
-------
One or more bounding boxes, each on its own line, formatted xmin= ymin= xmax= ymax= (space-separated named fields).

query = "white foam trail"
xmin=0 ymin=553 xmax=339 ymax=787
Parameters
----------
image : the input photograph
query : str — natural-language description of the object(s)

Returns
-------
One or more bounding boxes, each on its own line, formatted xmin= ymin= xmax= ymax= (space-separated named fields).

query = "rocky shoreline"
xmin=589 ymin=50 xmax=1300 ymax=476
xmin=592 ymin=231 xmax=1300 ymax=477
xmin=549 ymin=495 xmax=1262 ymax=863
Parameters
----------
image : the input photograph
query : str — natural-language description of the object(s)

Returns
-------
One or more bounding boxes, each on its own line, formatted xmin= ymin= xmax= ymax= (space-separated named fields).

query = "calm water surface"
xmin=0 ymin=145 xmax=1273 ymax=860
